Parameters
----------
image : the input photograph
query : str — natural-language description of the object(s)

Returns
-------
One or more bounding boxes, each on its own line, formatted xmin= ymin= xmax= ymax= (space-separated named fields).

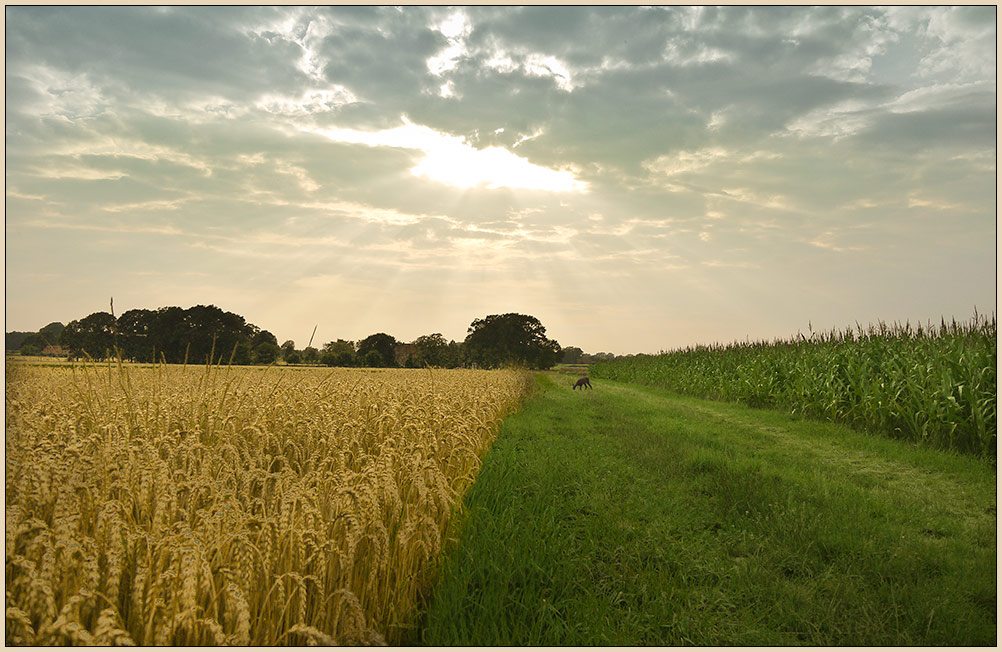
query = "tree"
xmin=448 ymin=340 xmax=465 ymax=368
xmin=6 ymin=331 xmax=34 ymax=352
xmin=321 ymin=340 xmax=354 ymax=367
xmin=561 ymin=346 xmax=584 ymax=364
xmin=148 ymin=306 xmax=188 ymax=363
xmin=48 ymin=304 xmax=281 ymax=365
xmin=117 ymin=309 xmax=156 ymax=361
xmin=252 ymin=342 xmax=280 ymax=364
xmin=19 ymin=333 xmax=46 ymax=356
xmin=60 ymin=312 xmax=117 ymax=359
xmin=185 ymin=304 xmax=249 ymax=363
xmin=356 ymin=333 xmax=397 ymax=367
xmin=38 ymin=322 xmax=64 ymax=343
xmin=250 ymin=329 xmax=279 ymax=364
xmin=281 ymin=340 xmax=301 ymax=364
xmin=7 ymin=322 xmax=65 ymax=355
xmin=131 ymin=305 xmax=261 ymax=364
xmin=464 ymin=313 xmax=561 ymax=369
xmin=250 ymin=329 xmax=278 ymax=348
xmin=412 ymin=333 xmax=451 ymax=367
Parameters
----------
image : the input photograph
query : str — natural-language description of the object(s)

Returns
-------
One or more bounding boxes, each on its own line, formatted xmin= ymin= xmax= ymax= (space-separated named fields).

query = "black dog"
xmin=572 ymin=376 xmax=592 ymax=390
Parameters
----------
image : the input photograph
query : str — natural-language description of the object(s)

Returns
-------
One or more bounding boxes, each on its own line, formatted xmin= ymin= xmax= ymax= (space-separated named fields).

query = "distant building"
xmin=40 ymin=345 xmax=69 ymax=357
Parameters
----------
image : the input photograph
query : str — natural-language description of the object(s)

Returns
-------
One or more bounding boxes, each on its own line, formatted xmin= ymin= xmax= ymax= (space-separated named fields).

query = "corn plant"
xmin=591 ymin=314 xmax=996 ymax=457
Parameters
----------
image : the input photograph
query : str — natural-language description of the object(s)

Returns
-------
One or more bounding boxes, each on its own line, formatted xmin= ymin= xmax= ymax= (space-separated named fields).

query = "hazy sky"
xmin=5 ymin=6 xmax=997 ymax=353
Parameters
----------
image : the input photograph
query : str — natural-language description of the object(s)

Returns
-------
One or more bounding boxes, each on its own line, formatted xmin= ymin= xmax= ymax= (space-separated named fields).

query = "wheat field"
xmin=5 ymin=362 xmax=533 ymax=645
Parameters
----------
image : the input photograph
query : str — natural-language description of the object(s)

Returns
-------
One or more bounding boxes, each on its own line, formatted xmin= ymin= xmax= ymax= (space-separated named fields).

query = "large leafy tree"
xmin=412 ymin=333 xmax=452 ymax=367
xmin=60 ymin=312 xmax=117 ymax=359
xmin=59 ymin=304 xmax=275 ymax=364
xmin=9 ymin=322 xmax=64 ymax=355
xmin=321 ymin=340 xmax=355 ymax=367
xmin=356 ymin=333 xmax=397 ymax=367
xmin=281 ymin=340 xmax=301 ymax=364
xmin=18 ymin=333 xmax=46 ymax=356
xmin=560 ymin=346 xmax=585 ymax=364
xmin=147 ymin=306 xmax=188 ymax=362
xmin=117 ymin=309 xmax=155 ymax=361
xmin=139 ymin=305 xmax=254 ymax=364
xmin=249 ymin=328 xmax=280 ymax=364
xmin=38 ymin=322 xmax=64 ymax=343
xmin=6 ymin=331 xmax=34 ymax=351
xmin=464 ymin=313 xmax=561 ymax=369
xmin=184 ymin=304 xmax=249 ymax=363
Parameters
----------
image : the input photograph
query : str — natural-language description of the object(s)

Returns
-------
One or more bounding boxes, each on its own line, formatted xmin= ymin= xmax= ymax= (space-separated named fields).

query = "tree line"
xmin=56 ymin=305 xmax=281 ymax=364
xmin=11 ymin=307 xmax=567 ymax=369
xmin=557 ymin=347 xmax=630 ymax=364
xmin=282 ymin=313 xmax=562 ymax=369
xmin=6 ymin=321 xmax=65 ymax=355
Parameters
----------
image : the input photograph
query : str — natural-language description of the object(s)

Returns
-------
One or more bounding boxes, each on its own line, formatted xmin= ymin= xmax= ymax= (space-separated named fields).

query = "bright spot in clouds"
xmin=427 ymin=11 xmax=472 ymax=76
xmin=310 ymin=117 xmax=587 ymax=192
xmin=523 ymin=54 xmax=577 ymax=91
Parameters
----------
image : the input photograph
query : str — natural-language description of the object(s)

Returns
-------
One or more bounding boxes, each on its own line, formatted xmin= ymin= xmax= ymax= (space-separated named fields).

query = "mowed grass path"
xmin=418 ymin=373 xmax=996 ymax=646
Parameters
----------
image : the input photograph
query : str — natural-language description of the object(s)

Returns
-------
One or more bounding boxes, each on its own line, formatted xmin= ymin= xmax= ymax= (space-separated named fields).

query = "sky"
xmin=4 ymin=5 xmax=997 ymax=354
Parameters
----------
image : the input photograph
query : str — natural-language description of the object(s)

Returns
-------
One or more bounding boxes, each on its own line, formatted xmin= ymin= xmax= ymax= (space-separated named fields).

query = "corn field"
xmin=5 ymin=363 xmax=533 ymax=645
xmin=591 ymin=314 xmax=996 ymax=457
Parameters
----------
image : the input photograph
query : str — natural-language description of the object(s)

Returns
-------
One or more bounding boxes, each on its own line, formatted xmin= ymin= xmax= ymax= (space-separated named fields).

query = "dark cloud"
xmin=854 ymin=102 xmax=996 ymax=152
xmin=6 ymin=7 xmax=310 ymax=105
xmin=317 ymin=12 xmax=443 ymax=118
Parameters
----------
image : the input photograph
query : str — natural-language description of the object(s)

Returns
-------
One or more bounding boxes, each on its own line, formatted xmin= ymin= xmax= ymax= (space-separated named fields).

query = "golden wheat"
xmin=5 ymin=362 xmax=532 ymax=645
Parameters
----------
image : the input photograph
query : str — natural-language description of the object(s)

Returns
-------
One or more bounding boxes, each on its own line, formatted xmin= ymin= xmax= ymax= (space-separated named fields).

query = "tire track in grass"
xmin=675 ymin=398 xmax=987 ymax=517
xmin=626 ymin=382 xmax=996 ymax=572
xmin=418 ymin=375 xmax=996 ymax=646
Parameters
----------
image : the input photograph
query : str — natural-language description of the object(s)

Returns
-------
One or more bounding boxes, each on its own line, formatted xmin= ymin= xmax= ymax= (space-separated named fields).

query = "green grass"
xmin=417 ymin=372 xmax=996 ymax=646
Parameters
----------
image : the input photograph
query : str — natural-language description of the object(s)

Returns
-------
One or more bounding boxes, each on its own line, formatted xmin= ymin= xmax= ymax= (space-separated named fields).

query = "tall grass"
xmin=591 ymin=314 xmax=996 ymax=457
xmin=5 ymin=362 xmax=532 ymax=645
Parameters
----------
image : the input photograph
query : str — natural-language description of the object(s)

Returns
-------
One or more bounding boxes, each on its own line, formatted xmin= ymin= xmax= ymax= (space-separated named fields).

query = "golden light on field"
xmin=5 ymin=363 xmax=533 ymax=645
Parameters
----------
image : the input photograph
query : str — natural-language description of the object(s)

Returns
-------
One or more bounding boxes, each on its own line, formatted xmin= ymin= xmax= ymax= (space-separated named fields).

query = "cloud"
xmin=807 ymin=231 xmax=866 ymax=253
xmin=914 ymin=6 xmax=997 ymax=81
xmin=19 ymin=218 xmax=186 ymax=237
xmin=257 ymin=87 xmax=358 ymax=116
xmin=644 ymin=148 xmax=731 ymax=177
xmin=6 ymin=7 xmax=312 ymax=107
xmin=702 ymin=260 xmax=760 ymax=269
xmin=5 ymin=187 xmax=47 ymax=202
xmin=427 ymin=10 xmax=473 ymax=76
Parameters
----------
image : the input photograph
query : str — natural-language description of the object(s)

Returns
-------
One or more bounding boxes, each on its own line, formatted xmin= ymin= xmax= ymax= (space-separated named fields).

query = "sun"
xmin=308 ymin=117 xmax=588 ymax=193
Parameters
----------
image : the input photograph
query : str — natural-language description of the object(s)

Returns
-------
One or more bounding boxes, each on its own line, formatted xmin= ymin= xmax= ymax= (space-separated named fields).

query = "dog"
xmin=572 ymin=376 xmax=592 ymax=390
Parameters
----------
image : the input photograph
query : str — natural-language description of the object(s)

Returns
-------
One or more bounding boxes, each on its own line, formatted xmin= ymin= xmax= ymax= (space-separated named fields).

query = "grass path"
xmin=417 ymin=372 xmax=996 ymax=646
